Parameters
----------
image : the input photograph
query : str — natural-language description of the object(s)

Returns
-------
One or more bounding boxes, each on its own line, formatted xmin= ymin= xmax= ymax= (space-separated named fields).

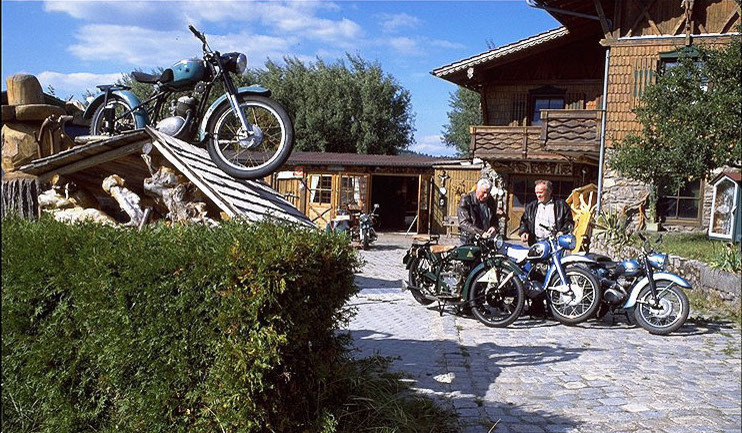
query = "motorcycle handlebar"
xmin=188 ymin=24 xmax=205 ymax=42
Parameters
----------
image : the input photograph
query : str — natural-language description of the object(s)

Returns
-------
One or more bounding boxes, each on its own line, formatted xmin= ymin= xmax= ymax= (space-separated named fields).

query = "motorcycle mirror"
xmin=373 ymin=203 xmax=379 ymax=209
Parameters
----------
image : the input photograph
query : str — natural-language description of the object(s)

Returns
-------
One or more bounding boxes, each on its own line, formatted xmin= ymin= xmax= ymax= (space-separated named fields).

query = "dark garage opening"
xmin=371 ymin=175 xmax=419 ymax=231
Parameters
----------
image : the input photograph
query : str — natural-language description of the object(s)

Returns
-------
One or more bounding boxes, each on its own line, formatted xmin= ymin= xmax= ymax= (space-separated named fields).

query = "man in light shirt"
xmin=517 ymin=180 xmax=574 ymax=245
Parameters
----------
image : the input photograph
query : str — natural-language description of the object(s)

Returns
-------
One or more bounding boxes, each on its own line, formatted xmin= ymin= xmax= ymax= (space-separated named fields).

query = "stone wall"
xmin=591 ymin=237 xmax=741 ymax=310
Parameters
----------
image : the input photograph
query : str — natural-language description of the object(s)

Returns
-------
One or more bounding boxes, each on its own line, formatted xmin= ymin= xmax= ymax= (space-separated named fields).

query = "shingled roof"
xmin=432 ymin=26 xmax=569 ymax=79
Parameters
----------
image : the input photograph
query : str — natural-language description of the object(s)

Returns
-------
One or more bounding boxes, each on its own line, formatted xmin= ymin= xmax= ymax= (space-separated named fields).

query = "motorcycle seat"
xmin=132 ymin=69 xmax=174 ymax=84
xmin=412 ymin=234 xmax=439 ymax=246
xmin=431 ymin=245 xmax=455 ymax=254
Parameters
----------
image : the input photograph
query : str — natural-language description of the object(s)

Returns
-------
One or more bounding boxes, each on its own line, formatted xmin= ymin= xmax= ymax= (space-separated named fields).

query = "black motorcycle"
xmin=403 ymin=235 xmax=525 ymax=327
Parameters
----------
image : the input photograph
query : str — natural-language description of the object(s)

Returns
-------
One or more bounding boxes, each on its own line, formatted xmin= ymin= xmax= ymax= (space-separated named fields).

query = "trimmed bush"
xmin=2 ymin=217 xmax=360 ymax=432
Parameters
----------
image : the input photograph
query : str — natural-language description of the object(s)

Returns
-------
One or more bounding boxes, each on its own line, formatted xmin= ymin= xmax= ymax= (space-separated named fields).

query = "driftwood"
xmin=102 ymin=174 xmax=145 ymax=226
xmin=142 ymin=155 xmax=218 ymax=226
xmin=38 ymin=187 xmax=115 ymax=225
xmin=621 ymin=191 xmax=649 ymax=231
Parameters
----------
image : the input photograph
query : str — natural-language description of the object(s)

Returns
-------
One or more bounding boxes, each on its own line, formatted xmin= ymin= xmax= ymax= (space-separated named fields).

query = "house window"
xmin=339 ymin=175 xmax=367 ymax=210
xmin=658 ymin=179 xmax=703 ymax=223
xmin=531 ymin=97 xmax=564 ymax=126
xmin=309 ymin=174 xmax=332 ymax=205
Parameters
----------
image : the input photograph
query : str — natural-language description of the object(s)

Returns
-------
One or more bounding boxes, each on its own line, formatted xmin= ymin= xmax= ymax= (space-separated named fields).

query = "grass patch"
xmin=652 ymin=232 xmax=741 ymax=272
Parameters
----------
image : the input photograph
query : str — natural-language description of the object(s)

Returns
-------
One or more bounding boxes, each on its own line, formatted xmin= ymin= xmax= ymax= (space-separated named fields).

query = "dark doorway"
xmin=371 ymin=175 xmax=419 ymax=231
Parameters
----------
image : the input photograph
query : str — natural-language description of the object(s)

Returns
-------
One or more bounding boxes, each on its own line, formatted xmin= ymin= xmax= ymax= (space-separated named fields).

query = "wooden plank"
xmin=37 ymin=141 xmax=147 ymax=182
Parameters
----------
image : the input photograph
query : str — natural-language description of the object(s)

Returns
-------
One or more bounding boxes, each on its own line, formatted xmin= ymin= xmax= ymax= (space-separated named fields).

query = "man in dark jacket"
xmin=518 ymin=180 xmax=574 ymax=246
xmin=458 ymin=178 xmax=501 ymax=245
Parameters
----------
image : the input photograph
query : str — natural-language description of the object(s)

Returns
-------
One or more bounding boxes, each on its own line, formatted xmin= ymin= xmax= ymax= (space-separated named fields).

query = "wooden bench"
xmin=442 ymin=216 xmax=457 ymax=238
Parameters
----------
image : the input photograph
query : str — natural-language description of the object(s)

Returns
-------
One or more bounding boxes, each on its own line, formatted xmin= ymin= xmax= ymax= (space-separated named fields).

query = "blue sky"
xmin=1 ymin=0 xmax=559 ymax=155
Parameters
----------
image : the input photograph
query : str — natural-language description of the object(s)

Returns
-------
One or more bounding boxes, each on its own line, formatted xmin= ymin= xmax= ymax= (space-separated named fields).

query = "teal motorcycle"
xmin=84 ymin=25 xmax=293 ymax=180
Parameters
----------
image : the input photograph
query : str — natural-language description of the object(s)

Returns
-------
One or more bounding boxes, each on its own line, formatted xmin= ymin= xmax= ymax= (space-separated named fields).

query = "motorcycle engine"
xmin=439 ymin=261 xmax=469 ymax=297
xmin=156 ymin=95 xmax=198 ymax=139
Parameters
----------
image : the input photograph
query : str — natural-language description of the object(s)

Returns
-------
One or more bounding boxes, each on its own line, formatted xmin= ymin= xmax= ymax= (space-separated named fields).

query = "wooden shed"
xmin=266 ymin=152 xmax=460 ymax=233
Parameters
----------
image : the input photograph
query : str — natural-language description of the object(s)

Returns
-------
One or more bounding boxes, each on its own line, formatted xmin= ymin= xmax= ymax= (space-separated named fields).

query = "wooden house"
xmin=265 ymin=152 xmax=468 ymax=233
xmin=433 ymin=0 xmax=740 ymax=234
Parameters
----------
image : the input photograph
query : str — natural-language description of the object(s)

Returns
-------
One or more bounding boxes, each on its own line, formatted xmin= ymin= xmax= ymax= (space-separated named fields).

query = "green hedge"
xmin=2 ymin=217 xmax=360 ymax=432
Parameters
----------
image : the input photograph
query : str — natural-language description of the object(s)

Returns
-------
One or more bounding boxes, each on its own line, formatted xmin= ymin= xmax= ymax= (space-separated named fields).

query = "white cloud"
xmin=410 ymin=134 xmax=457 ymax=157
xmin=375 ymin=13 xmax=421 ymax=33
xmin=36 ymin=70 xmax=127 ymax=99
xmin=68 ymin=24 xmax=296 ymax=69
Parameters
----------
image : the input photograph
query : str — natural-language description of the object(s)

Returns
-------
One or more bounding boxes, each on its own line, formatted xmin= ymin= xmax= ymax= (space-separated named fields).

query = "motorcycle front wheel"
xmin=547 ymin=266 xmax=602 ymax=325
xmin=633 ymin=281 xmax=689 ymax=335
xmin=206 ymin=95 xmax=294 ymax=180
xmin=407 ymin=256 xmax=436 ymax=305
xmin=89 ymin=96 xmax=138 ymax=136
xmin=468 ymin=266 xmax=525 ymax=327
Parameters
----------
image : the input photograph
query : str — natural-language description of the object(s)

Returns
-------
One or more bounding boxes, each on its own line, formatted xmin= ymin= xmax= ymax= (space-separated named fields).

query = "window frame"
xmin=657 ymin=179 xmax=704 ymax=226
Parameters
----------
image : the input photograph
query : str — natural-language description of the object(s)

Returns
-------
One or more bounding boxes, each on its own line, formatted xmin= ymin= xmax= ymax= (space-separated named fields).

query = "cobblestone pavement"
xmin=343 ymin=233 xmax=742 ymax=433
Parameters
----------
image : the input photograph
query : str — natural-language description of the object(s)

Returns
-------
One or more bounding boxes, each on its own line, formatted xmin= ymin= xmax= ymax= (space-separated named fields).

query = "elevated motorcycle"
xmin=403 ymin=235 xmax=525 ymax=327
xmin=572 ymin=233 xmax=691 ymax=335
xmin=502 ymin=225 xmax=602 ymax=325
xmin=85 ymin=25 xmax=293 ymax=180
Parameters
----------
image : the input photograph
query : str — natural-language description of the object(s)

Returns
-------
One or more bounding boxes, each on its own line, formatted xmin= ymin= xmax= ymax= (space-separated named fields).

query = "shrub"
xmin=2 ymin=216 xmax=361 ymax=432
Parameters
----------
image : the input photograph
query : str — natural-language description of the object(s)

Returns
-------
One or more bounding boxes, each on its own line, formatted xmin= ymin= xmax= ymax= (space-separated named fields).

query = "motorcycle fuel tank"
xmin=454 ymin=245 xmax=481 ymax=261
xmin=168 ymin=58 xmax=206 ymax=89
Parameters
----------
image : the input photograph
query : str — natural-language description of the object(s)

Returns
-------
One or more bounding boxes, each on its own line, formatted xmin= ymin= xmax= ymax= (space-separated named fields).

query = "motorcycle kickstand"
xmin=437 ymin=300 xmax=445 ymax=317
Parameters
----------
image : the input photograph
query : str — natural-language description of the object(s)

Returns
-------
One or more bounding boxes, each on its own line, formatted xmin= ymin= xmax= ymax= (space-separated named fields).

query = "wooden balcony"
xmin=470 ymin=109 xmax=602 ymax=163
xmin=540 ymin=109 xmax=602 ymax=156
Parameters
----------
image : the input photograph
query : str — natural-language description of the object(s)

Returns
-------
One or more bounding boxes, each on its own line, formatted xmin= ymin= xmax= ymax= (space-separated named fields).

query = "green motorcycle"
xmin=403 ymin=235 xmax=525 ymax=327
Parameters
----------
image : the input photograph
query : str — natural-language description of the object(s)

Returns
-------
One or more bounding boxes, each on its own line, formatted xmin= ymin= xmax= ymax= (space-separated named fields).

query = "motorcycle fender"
xmin=461 ymin=259 xmax=523 ymax=300
xmin=83 ymin=90 xmax=148 ymax=128
xmin=198 ymin=85 xmax=272 ymax=140
xmin=622 ymin=273 xmax=692 ymax=309
xmin=402 ymin=250 xmax=413 ymax=268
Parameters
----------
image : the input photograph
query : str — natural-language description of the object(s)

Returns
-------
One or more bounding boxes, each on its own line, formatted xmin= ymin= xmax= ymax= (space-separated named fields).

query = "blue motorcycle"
xmin=84 ymin=25 xmax=293 ymax=180
xmin=500 ymin=225 xmax=602 ymax=325
xmin=570 ymin=233 xmax=691 ymax=335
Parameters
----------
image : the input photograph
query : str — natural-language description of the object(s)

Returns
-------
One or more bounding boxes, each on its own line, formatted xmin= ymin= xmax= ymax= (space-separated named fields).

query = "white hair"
xmin=477 ymin=178 xmax=493 ymax=190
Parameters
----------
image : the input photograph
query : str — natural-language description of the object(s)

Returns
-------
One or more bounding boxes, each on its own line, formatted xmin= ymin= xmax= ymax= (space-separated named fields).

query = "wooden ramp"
xmin=19 ymin=127 xmax=312 ymax=226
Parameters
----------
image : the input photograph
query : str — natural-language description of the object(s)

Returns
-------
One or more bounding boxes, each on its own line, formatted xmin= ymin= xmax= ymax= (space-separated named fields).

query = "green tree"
xmin=242 ymin=54 xmax=415 ymax=154
xmin=441 ymin=86 xmax=482 ymax=156
xmin=609 ymin=38 xmax=741 ymax=221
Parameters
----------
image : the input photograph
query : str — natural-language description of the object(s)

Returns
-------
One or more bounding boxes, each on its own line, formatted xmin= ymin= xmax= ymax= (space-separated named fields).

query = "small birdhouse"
xmin=708 ymin=171 xmax=741 ymax=243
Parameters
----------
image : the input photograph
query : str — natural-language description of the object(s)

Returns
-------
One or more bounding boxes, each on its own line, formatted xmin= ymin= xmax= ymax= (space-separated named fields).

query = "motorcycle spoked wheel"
xmin=89 ymin=96 xmax=138 ymax=136
xmin=407 ymin=256 xmax=436 ymax=305
xmin=206 ymin=95 xmax=294 ymax=180
xmin=468 ymin=267 xmax=525 ymax=327
xmin=546 ymin=266 xmax=602 ymax=325
xmin=633 ymin=281 xmax=689 ymax=335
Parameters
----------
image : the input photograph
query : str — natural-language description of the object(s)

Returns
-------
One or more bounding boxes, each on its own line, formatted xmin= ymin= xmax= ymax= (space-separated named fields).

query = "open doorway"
xmin=371 ymin=175 xmax=419 ymax=231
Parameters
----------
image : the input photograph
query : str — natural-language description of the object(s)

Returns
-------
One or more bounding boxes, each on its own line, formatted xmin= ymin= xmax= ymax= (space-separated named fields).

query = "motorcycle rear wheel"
xmin=89 ymin=96 xmax=138 ymax=136
xmin=633 ymin=281 xmax=689 ymax=335
xmin=408 ymin=256 xmax=436 ymax=305
xmin=468 ymin=266 xmax=525 ymax=327
xmin=206 ymin=95 xmax=294 ymax=180
xmin=547 ymin=266 xmax=602 ymax=325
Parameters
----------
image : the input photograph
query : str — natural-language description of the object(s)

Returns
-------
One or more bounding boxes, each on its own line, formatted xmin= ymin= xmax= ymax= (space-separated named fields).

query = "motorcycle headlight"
xmin=236 ymin=53 xmax=248 ymax=75
xmin=647 ymin=253 xmax=667 ymax=270
xmin=494 ymin=235 xmax=504 ymax=251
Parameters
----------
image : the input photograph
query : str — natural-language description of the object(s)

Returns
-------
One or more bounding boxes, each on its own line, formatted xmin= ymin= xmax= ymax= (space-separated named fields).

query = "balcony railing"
xmin=470 ymin=109 xmax=602 ymax=161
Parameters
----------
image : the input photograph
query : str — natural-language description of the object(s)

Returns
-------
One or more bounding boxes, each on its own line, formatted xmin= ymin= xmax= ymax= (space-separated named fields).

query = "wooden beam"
xmin=671 ymin=16 xmax=686 ymax=35
xmin=594 ymin=0 xmax=613 ymax=40
xmin=627 ymin=0 xmax=658 ymax=36
xmin=38 ymin=141 xmax=146 ymax=182
xmin=720 ymin=9 xmax=740 ymax=33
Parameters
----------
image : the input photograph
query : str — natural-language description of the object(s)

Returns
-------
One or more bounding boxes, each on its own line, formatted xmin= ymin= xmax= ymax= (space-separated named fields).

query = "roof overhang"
xmin=432 ymin=26 xmax=570 ymax=86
